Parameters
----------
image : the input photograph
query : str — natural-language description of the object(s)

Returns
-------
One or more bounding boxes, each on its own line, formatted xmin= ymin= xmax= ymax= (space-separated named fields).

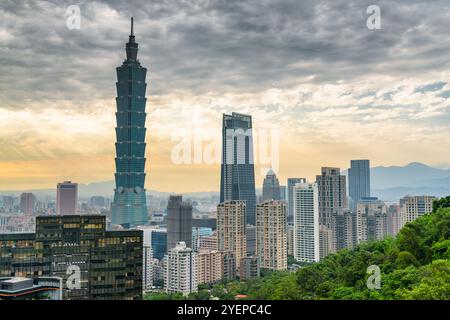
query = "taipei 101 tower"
xmin=111 ymin=18 xmax=148 ymax=228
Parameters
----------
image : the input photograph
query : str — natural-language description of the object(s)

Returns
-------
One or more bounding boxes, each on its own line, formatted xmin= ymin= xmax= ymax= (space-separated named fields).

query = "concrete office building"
xmin=56 ymin=181 xmax=78 ymax=215
xmin=256 ymin=200 xmax=287 ymax=270
xmin=167 ymin=195 xmax=192 ymax=250
xmin=20 ymin=193 xmax=35 ymax=215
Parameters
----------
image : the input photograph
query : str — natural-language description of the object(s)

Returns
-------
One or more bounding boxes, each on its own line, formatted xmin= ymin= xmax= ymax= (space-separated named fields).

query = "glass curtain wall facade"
xmin=111 ymin=18 xmax=148 ymax=228
xmin=220 ymin=112 xmax=256 ymax=225
xmin=0 ymin=215 xmax=143 ymax=300
xmin=348 ymin=160 xmax=371 ymax=212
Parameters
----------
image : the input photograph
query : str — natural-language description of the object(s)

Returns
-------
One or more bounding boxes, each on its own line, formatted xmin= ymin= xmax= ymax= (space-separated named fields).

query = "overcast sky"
xmin=1 ymin=0 xmax=450 ymax=192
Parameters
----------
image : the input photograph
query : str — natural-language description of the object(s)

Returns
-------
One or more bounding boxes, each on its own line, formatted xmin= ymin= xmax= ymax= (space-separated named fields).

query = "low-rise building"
xmin=239 ymin=256 xmax=260 ymax=281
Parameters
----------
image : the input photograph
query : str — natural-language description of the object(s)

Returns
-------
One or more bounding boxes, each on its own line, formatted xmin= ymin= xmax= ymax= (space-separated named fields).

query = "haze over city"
xmin=2 ymin=0 xmax=450 ymax=192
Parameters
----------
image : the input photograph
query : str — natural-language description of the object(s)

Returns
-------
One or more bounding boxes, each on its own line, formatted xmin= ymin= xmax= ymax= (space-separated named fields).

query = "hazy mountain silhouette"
xmin=370 ymin=162 xmax=450 ymax=189
xmin=2 ymin=162 xmax=449 ymax=202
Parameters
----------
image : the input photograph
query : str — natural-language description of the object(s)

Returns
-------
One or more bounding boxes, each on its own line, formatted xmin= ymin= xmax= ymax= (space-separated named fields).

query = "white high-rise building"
xmin=293 ymin=182 xmax=320 ymax=263
xmin=400 ymin=195 xmax=435 ymax=228
xmin=143 ymin=246 xmax=153 ymax=292
xmin=164 ymin=242 xmax=197 ymax=296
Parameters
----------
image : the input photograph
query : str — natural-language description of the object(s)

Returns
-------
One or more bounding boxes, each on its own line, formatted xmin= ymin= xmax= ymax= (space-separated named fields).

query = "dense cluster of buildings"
xmin=0 ymin=19 xmax=439 ymax=300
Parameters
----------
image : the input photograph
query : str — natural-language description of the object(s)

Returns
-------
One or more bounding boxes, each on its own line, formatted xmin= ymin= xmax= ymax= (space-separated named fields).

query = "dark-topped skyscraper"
xmin=220 ymin=112 xmax=256 ymax=225
xmin=167 ymin=195 xmax=192 ymax=250
xmin=111 ymin=18 xmax=148 ymax=228
xmin=348 ymin=160 xmax=371 ymax=212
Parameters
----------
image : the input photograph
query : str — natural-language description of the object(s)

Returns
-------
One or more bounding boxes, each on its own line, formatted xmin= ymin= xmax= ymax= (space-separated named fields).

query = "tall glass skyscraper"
xmin=348 ymin=160 xmax=371 ymax=212
xmin=111 ymin=18 xmax=148 ymax=228
xmin=220 ymin=112 xmax=256 ymax=225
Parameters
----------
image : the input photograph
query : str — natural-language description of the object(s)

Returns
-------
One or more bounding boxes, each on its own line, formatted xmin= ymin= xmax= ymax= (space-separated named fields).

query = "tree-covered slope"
xmin=234 ymin=197 xmax=450 ymax=300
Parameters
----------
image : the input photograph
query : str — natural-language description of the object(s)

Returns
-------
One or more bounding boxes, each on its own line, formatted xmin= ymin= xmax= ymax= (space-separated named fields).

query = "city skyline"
xmin=0 ymin=0 xmax=449 ymax=304
xmin=2 ymin=1 xmax=450 ymax=194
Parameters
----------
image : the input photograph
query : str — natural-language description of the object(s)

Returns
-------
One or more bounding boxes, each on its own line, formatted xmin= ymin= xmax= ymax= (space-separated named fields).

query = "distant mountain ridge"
xmin=0 ymin=181 xmax=218 ymax=200
xmin=370 ymin=162 xmax=450 ymax=189
xmin=1 ymin=162 xmax=449 ymax=202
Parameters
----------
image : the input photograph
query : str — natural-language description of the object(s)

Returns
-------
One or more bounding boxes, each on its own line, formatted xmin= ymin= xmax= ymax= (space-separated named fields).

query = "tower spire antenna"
xmin=126 ymin=16 xmax=138 ymax=60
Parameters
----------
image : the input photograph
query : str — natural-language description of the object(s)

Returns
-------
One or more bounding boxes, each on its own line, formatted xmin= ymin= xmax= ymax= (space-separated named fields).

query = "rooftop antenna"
xmin=131 ymin=17 xmax=134 ymax=36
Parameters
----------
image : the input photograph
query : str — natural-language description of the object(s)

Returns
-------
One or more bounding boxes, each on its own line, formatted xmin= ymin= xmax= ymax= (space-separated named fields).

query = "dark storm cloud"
xmin=1 ymin=0 xmax=450 ymax=109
